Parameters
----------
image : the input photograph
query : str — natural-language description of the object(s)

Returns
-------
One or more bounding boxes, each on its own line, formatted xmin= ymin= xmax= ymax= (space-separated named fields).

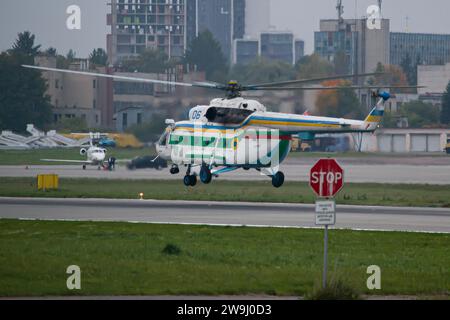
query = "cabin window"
xmin=205 ymin=107 xmax=254 ymax=124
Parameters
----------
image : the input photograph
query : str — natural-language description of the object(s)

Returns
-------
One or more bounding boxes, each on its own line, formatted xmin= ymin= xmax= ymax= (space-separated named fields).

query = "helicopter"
xmin=23 ymin=64 xmax=421 ymax=187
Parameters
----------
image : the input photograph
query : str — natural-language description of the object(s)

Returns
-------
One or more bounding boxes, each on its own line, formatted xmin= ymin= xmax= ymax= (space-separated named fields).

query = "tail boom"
xmin=362 ymin=92 xmax=389 ymax=131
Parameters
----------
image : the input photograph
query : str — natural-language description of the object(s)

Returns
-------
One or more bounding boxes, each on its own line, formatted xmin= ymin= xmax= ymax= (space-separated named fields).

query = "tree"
xmin=399 ymin=101 xmax=440 ymax=128
xmin=89 ymin=48 xmax=108 ymax=67
xmin=9 ymin=31 xmax=41 ymax=63
xmin=414 ymin=54 xmax=422 ymax=85
xmin=295 ymin=54 xmax=334 ymax=79
xmin=400 ymin=53 xmax=415 ymax=85
xmin=315 ymin=80 xmax=363 ymax=119
xmin=66 ymin=49 xmax=76 ymax=61
xmin=51 ymin=117 xmax=88 ymax=133
xmin=184 ymin=30 xmax=227 ymax=81
xmin=45 ymin=47 xmax=57 ymax=57
xmin=229 ymin=57 xmax=296 ymax=84
xmin=369 ymin=63 xmax=410 ymax=93
xmin=334 ymin=50 xmax=349 ymax=75
xmin=441 ymin=81 xmax=450 ymax=125
xmin=381 ymin=100 xmax=441 ymax=128
xmin=0 ymin=32 xmax=52 ymax=131
xmin=53 ymin=50 xmax=77 ymax=69
xmin=126 ymin=113 xmax=168 ymax=142
xmin=121 ymin=48 xmax=168 ymax=73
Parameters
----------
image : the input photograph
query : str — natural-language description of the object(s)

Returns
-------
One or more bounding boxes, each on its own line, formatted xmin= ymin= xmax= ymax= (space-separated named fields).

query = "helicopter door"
xmin=239 ymin=129 xmax=276 ymax=167
xmin=236 ymin=128 xmax=257 ymax=166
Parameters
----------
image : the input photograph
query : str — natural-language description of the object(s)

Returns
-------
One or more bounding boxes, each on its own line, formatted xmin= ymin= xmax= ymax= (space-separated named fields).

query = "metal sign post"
xmin=315 ymin=199 xmax=336 ymax=288
xmin=310 ymin=159 xmax=344 ymax=289
xmin=323 ymin=225 xmax=328 ymax=289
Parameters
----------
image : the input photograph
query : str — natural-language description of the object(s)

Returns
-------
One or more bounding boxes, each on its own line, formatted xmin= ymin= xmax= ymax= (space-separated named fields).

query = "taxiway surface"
xmin=1 ymin=162 xmax=450 ymax=184
xmin=1 ymin=197 xmax=449 ymax=233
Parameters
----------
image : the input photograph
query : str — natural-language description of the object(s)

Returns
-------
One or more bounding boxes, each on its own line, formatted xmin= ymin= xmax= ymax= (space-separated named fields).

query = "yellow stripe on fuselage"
xmin=173 ymin=127 xmax=233 ymax=134
xmin=174 ymin=119 xmax=341 ymax=134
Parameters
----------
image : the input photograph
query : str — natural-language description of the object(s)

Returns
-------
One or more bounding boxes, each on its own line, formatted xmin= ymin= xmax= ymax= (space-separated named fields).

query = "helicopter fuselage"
xmin=156 ymin=95 xmax=386 ymax=185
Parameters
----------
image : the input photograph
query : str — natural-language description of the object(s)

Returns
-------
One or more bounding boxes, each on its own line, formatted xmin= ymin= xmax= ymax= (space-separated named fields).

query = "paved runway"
xmin=1 ymin=162 xmax=450 ymax=184
xmin=1 ymin=197 xmax=449 ymax=233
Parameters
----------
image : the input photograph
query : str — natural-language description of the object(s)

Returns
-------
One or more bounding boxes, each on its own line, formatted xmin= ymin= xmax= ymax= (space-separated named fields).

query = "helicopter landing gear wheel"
xmin=271 ymin=171 xmax=285 ymax=188
xmin=183 ymin=175 xmax=197 ymax=187
xmin=170 ymin=165 xmax=179 ymax=175
xmin=82 ymin=164 xmax=86 ymax=170
xmin=200 ymin=165 xmax=212 ymax=184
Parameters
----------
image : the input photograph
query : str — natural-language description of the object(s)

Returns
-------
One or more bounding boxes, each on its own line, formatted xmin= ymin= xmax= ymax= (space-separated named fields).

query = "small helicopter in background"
xmin=24 ymin=64 xmax=421 ymax=187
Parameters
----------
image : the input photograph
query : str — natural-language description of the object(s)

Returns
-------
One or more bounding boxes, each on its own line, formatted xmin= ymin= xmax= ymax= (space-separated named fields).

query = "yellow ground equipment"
xmin=37 ymin=174 xmax=59 ymax=191
xmin=106 ymin=133 xmax=143 ymax=148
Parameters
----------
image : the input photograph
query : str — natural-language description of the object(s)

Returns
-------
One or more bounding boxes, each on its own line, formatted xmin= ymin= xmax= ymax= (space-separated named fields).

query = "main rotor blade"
xmin=243 ymin=72 xmax=384 ymax=89
xmin=246 ymin=85 xmax=425 ymax=91
xmin=22 ymin=65 xmax=227 ymax=91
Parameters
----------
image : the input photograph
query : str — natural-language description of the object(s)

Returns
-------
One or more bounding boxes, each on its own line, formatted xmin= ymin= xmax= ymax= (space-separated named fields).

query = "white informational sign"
xmin=315 ymin=200 xmax=336 ymax=225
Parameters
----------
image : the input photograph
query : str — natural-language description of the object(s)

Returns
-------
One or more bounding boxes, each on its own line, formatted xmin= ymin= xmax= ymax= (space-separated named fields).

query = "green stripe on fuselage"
xmin=169 ymin=130 xmax=290 ymax=149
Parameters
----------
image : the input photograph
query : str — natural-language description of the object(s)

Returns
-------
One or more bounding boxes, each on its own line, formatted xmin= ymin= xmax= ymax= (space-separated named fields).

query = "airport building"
xmin=418 ymin=62 xmax=450 ymax=95
xmin=361 ymin=128 xmax=450 ymax=153
xmin=233 ymin=31 xmax=305 ymax=65
xmin=34 ymin=56 xmax=113 ymax=128
xmin=314 ymin=18 xmax=390 ymax=75
xmin=113 ymin=69 xmax=207 ymax=131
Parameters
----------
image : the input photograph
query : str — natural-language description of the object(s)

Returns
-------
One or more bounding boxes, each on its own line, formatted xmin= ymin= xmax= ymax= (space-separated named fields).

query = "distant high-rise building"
xmin=295 ymin=40 xmax=305 ymax=63
xmin=245 ymin=0 xmax=270 ymax=38
xmin=260 ymin=31 xmax=295 ymax=65
xmin=107 ymin=0 xmax=248 ymax=65
xmin=233 ymin=31 xmax=304 ymax=65
xmin=314 ymin=19 xmax=390 ymax=75
xmin=390 ymin=32 xmax=450 ymax=67
xmin=108 ymin=0 xmax=189 ymax=64
xmin=194 ymin=0 xmax=245 ymax=62
xmin=233 ymin=38 xmax=259 ymax=65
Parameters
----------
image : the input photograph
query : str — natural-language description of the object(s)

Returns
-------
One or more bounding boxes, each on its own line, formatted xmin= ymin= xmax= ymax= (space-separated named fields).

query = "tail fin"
xmin=363 ymin=92 xmax=389 ymax=131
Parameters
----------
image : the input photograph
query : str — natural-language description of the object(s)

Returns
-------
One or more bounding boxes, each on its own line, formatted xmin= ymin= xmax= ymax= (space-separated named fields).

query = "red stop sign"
xmin=310 ymin=159 xmax=344 ymax=197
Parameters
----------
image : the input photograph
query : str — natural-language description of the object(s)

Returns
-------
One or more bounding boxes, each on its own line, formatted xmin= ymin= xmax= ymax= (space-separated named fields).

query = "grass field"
xmin=0 ymin=177 xmax=449 ymax=208
xmin=0 ymin=219 xmax=448 ymax=297
xmin=0 ymin=148 xmax=155 ymax=165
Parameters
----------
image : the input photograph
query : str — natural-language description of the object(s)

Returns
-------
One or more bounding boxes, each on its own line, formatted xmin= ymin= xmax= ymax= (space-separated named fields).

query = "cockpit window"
xmin=205 ymin=107 xmax=254 ymax=124
xmin=157 ymin=128 xmax=170 ymax=146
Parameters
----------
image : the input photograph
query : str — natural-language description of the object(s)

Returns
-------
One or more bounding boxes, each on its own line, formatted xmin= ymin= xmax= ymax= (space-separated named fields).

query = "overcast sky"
xmin=1 ymin=0 xmax=450 ymax=57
